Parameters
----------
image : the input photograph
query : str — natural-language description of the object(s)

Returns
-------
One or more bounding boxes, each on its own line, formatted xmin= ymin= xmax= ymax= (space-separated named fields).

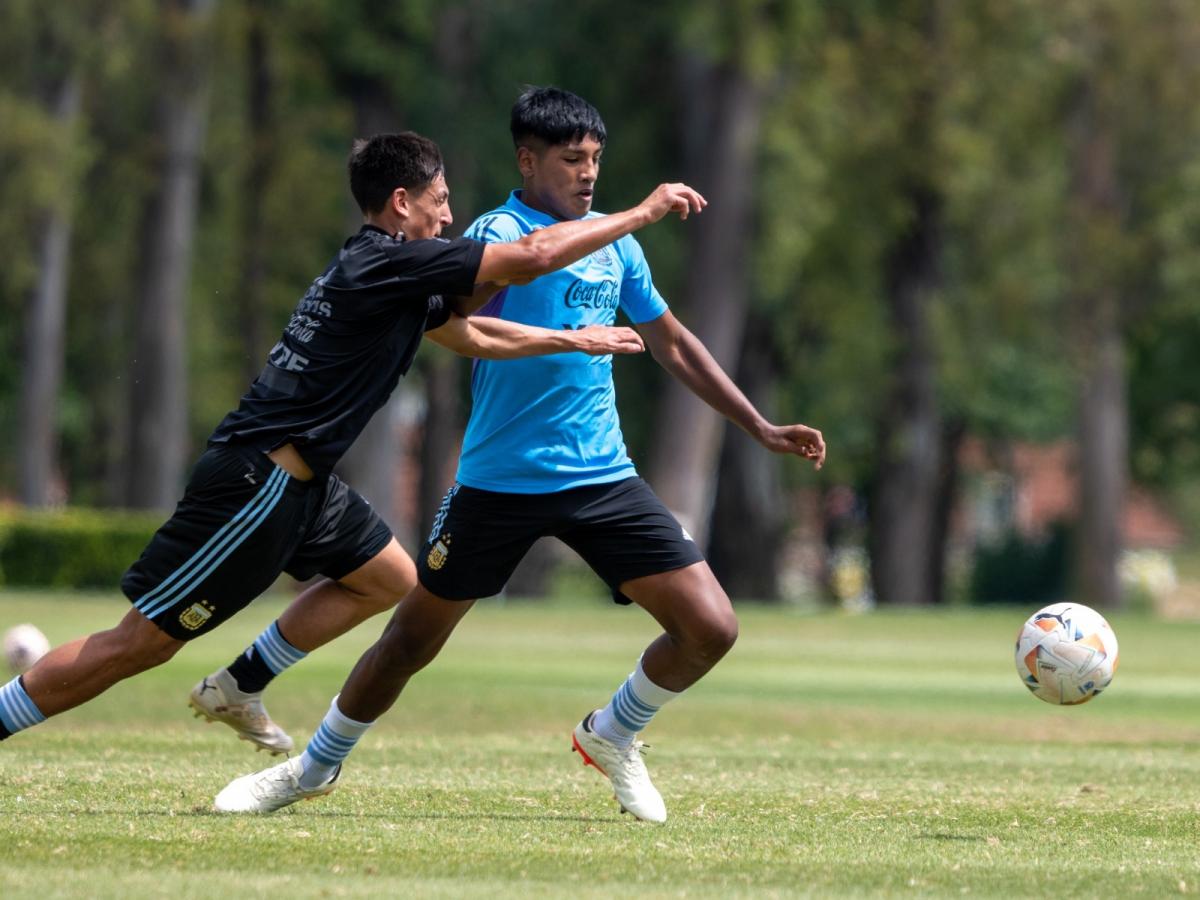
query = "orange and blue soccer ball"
xmin=1014 ymin=602 xmax=1119 ymax=705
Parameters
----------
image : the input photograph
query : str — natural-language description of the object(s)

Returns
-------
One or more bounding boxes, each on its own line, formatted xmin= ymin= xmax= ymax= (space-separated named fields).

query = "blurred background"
xmin=2 ymin=0 xmax=1200 ymax=615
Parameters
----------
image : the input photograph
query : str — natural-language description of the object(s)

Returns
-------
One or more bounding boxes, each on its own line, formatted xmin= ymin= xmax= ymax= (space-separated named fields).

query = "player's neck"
xmin=517 ymin=185 xmax=572 ymax=222
xmin=363 ymin=211 xmax=404 ymax=238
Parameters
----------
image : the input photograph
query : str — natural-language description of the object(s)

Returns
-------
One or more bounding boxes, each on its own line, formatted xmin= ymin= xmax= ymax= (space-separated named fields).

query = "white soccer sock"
xmin=298 ymin=695 xmax=373 ymax=789
xmin=591 ymin=657 xmax=681 ymax=749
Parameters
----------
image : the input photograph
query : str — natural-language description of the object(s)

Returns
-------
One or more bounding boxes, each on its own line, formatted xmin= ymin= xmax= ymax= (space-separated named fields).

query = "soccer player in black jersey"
xmin=0 ymin=132 xmax=705 ymax=753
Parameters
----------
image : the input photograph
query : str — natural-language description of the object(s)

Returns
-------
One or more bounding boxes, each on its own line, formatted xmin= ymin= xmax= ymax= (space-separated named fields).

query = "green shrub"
xmin=0 ymin=508 xmax=162 ymax=590
xmin=969 ymin=522 xmax=1071 ymax=606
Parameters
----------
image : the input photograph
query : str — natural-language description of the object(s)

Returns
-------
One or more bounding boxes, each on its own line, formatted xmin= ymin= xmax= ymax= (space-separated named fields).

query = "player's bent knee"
xmin=694 ymin=611 xmax=738 ymax=662
xmin=121 ymin=632 xmax=183 ymax=672
xmin=340 ymin=547 xmax=418 ymax=614
xmin=111 ymin=611 xmax=185 ymax=672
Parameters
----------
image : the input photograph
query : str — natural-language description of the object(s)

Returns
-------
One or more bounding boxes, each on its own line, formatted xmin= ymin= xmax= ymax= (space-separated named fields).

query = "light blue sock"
xmin=227 ymin=620 xmax=309 ymax=694
xmin=253 ymin=621 xmax=307 ymax=675
xmin=0 ymin=677 xmax=46 ymax=737
xmin=591 ymin=658 xmax=680 ymax=749
xmin=298 ymin=696 xmax=373 ymax=789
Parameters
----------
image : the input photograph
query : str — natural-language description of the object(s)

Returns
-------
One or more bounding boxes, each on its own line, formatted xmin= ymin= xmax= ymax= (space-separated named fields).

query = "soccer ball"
xmin=1014 ymin=602 xmax=1118 ymax=705
xmin=3 ymin=624 xmax=50 ymax=676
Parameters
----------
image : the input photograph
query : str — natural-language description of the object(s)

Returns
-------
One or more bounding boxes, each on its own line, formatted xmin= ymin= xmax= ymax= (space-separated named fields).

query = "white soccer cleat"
xmin=213 ymin=757 xmax=339 ymax=814
xmin=188 ymin=668 xmax=295 ymax=755
xmin=571 ymin=710 xmax=667 ymax=823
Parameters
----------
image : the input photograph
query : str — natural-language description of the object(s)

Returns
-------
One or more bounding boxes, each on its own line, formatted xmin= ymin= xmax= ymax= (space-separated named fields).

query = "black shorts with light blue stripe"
xmin=121 ymin=445 xmax=390 ymax=640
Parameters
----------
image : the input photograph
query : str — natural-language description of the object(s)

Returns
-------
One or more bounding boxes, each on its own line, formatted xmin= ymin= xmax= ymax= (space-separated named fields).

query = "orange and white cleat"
xmin=571 ymin=710 xmax=666 ymax=823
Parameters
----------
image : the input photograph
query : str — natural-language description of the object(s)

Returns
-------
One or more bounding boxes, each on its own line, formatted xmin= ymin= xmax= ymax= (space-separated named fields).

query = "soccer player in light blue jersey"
xmin=215 ymin=87 xmax=824 ymax=822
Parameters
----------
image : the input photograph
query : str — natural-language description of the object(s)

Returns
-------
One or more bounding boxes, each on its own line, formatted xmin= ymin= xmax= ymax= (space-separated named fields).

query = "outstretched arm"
xmin=473 ymin=183 xmax=706 ymax=286
xmin=638 ymin=311 xmax=825 ymax=469
xmin=426 ymin=313 xmax=645 ymax=360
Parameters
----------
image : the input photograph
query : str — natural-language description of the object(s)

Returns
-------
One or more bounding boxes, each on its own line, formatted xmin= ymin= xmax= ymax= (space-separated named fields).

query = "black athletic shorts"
xmin=417 ymin=477 xmax=705 ymax=604
xmin=121 ymin=445 xmax=392 ymax=640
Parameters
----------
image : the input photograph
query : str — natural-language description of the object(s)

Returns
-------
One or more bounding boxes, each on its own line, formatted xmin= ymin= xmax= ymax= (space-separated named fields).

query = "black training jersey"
xmin=208 ymin=225 xmax=485 ymax=476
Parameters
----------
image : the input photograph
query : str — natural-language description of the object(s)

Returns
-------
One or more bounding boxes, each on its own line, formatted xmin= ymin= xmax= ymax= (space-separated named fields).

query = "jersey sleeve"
xmin=382 ymin=236 xmax=485 ymax=298
xmin=464 ymin=211 xmax=526 ymax=245
xmin=423 ymin=295 xmax=453 ymax=332
xmin=618 ymin=235 xmax=668 ymax=324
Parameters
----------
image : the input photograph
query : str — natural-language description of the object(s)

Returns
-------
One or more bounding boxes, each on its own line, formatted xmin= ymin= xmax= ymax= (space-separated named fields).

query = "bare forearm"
xmin=475 ymin=182 xmax=705 ymax=285
xmin=427 ymin=314 xmax=645 ymax=360
xmin=526 ymin=207 xmax=654 ymax=274
xmin=463 ymin=317 xmax=577 ymax=359
xmin=477 ymin=206 xmax=654 ymax=284
xmin=655 ymin=331 xmax=769 ymax=440
xmin=642 ymin=312 xmax=826 ymax=468
xmin=427 ymin=314 xmax=575 ymax=359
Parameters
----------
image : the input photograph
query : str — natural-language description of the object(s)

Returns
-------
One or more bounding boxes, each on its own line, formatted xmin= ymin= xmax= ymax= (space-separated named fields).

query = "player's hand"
xmin=639 ymin=183 xmax=707 ymax=222
xmin=758 ymin=423 xmax=826 ymax=470
xmin=570 ymin=325 xmax=646 ymax=356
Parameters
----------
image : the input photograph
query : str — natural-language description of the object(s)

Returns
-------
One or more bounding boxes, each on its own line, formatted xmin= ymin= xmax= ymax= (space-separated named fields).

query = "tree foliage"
xmin=4 ymin=0 xmax=1200 ymax=599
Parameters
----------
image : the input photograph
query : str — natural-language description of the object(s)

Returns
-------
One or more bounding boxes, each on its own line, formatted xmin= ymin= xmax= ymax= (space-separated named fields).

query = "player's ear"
xmin=516 ymin=145 xmax=537 ymax=179
xmin=390 ymin=187 xmax=409 ymax=217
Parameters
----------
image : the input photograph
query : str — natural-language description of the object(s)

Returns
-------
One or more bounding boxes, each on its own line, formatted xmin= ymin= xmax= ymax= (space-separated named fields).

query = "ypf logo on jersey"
xmin=180 ymin=600 xmax=216 ymax=631
xmin=426 ymin=534 xmax=452 ymax=571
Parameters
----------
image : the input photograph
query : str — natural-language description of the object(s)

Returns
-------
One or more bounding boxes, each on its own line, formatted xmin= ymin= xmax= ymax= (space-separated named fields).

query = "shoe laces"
xmin=613 ymin=740 xmax=652 ymax=780
xmin=251 ymin=764 xmax=299 ymax=800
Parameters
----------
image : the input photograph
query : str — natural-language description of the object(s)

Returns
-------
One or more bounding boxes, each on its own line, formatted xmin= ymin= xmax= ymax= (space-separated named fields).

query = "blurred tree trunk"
xmin=708 ymin=312 xmax=786 ymax=600
xmin=928 ymin=417 xmax=966 ymax=606
xmin=866 ymin=2 xmax=947 ymax=608
xmin=126 ymin=0 xmax=216 ymax=509
xmin=868 ymin=181 xmax=944 ymax=607
xmin=18 ymin=71 xmax=81 ymax=507
xmin=646 ymin=41 xmax=764 ymax=549
xmin=234 ymin=0 xmax=274 ymax=385
xmin=1068 ymin=71 xmax=1126 ymax=611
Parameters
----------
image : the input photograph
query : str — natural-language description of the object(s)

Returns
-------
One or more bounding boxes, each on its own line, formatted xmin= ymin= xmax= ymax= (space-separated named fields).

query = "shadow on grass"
xmin=233 ymin=810 xmax=621 ymax=825
xmin=41 ymin=807 xmax=624 ymax=825
xmin=917 ymin=833 xmax=986 ymax=842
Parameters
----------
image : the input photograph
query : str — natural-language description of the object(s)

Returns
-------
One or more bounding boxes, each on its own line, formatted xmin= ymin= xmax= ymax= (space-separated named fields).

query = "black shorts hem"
xmin=415 ymin=574 xmax=480 ymax=602
xmin=320 ymin=520 xmax=394 ymax=582
xmin=605 ymin=553 xmax=706 ymax=605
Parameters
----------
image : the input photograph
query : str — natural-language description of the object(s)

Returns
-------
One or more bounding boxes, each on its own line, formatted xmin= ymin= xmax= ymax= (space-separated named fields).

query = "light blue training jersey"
xmin=456 ymin=190 xmax=668 ymax=493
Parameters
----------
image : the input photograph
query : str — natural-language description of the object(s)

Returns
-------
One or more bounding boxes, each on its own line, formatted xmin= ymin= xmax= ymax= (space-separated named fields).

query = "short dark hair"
xmin=347 ymin=132 xmax=444 ymax=214
xmin=510 ymin=86 xmax=607 ymax=149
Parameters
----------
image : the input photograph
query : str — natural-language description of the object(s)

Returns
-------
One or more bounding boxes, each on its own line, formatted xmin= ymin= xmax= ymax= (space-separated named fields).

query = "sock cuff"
xmin=252 ymin=621 xmax=308 ymax=675
xmin=630 ymin=658 xmax=682 ymax=708
xmin=327 ymin=694 xmax=374 ymax=737
xmin=0 ymin=676 xmax=46 ymax=734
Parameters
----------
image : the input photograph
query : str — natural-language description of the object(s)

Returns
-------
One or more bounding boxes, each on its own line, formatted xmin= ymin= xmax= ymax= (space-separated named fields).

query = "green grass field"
xmin=0 ymin=590 xmax=1197 ymax=898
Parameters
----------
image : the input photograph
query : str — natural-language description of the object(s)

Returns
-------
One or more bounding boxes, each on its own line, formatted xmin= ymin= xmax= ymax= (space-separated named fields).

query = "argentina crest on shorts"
xmin=426 ymin=534 xmax=452 ymax=571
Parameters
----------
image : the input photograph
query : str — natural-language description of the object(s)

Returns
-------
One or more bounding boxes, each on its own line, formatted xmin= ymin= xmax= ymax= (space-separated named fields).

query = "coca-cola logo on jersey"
xmin=564 ymin=278 xmax=620 ymax=310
